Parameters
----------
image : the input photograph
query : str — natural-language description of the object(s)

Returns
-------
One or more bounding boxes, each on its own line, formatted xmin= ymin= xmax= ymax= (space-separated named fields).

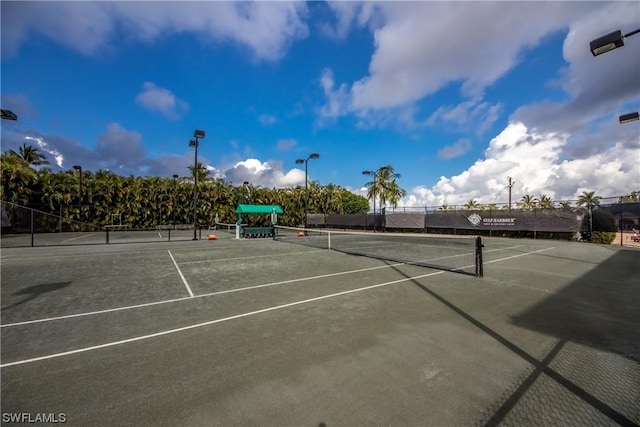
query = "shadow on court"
xmin=511 ymin=249 xmax=640 ymax=361
xmin=384 ymin=248 xmax=640 ymax=426
xmin=1 ymin=281 xmax=73 ymax=310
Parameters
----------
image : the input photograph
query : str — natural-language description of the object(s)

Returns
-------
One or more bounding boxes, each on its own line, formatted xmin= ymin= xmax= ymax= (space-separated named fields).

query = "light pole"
xmin=243 ymin=181 xmax=250 ymax=204
xmin=590 ymin=27 xmax=640 ymax=56
xmin=189 ymin=129 xmax=205 ymax=240
xmin=73 ymin=165 xmax=83 ymax=206
xmin=171 ymin=174 xmax=179 ymax=229
xmin=362 ymin=166 xmax=390 ymax=232
xmin=295 ymin=153 xmax=319 ymax=229
xmin=507 ymin=176 xmax=515 ymax=212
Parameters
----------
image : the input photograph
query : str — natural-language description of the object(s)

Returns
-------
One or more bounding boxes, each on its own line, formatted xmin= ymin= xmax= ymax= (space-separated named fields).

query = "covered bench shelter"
xmin=235 ymin=204 xmax=284 ymax=238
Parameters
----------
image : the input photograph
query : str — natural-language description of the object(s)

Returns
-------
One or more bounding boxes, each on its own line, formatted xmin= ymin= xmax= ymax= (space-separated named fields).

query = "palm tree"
xmin=363 ymin=165 xmax=404 ymax=230
xmin=1 ymin=152 xmax=38 ymax=204
xmin=577 ymin=191 xmax=601 ymax=242
xmin=384 ymin=179 xmax=407 ymax=208
xmin=8 ymin=143 xmax=50 ymax=166
xmin=618 ymin=191 xmax=639 ymax=203
xmin=518 ymin=194 xmax=537 ymax=210
xmin=558 ymin=201 xmax=572 ymax=210
xmin=438 ymin=204 xmax=454 ymax=211
xmin=187 ymin=162 xmax=210 ymax=184
xmin=363 ymin=165 xmax=400 ymax=209
xmin=537 ymin=194 xmax=553 ymax=209
xmin=577 ymin=191 xmax=601 ymax=209
xmin=464 ymin=199 xmax=480 ymax=210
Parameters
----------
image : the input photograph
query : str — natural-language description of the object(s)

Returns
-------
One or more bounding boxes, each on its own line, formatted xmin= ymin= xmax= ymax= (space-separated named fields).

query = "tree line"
xmin=1 ymin=143 xmax=371 ymax=229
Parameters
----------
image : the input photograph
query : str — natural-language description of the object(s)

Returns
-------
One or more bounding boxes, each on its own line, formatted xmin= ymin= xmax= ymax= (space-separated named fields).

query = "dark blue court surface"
xmin=1 ymin=234 xmax=639 ymax=426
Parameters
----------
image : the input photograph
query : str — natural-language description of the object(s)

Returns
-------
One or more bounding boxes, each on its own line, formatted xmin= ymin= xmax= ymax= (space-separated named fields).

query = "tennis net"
xmin=273 ymin=225 xmax=483 ymax=277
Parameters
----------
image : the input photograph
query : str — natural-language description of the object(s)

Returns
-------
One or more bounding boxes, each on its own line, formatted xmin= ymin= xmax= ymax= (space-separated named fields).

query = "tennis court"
xmin=1 ymin=231 xmax=639 ymax=426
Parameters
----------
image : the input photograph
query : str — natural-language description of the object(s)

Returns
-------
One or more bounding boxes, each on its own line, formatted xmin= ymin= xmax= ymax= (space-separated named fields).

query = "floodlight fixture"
xmin=189 ymin=139 xmax=198 ymax=147
xmin=194 ymin=129 xmax=205 ymax=139
xmin=309 ymin=153 xmax=320 ymax=159
xmin=296 ymin=159 xmax=305 ymax=164
xmin=173 ymin=174 xmax=179 ymax=179
xmin=619 ymin=112 xmax=639 ymax=124
xmin=590 ymin=28 xmax=640 ymax=56
xmin=1 ymin=109 xmax=17 ymax=120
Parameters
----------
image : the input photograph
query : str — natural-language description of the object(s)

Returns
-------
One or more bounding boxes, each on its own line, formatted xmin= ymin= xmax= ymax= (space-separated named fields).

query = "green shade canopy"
xmin=235 ymin=204 xmax=284 ymax=214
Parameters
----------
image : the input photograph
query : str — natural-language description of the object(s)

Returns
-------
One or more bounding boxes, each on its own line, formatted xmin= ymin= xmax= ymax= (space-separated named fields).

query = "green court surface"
xmin=1 ymin=235 xmax=639 ymax=426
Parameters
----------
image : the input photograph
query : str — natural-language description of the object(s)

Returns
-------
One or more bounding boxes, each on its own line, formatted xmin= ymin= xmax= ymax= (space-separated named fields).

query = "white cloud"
xmin=276 ymin=139 xmax=297 ymax=151
xmin=400 ymin=122 xmax=639 ymax=207
xmin=25 ymin=135 xmax=64 ymax=167
xmin=317 ymin=2 xmax=605 ymax=127
xmin=258 ymin=114 xmax=277 ymax=125
xmin=223 ymin=158 xmax=305 ymax=188
xmin=2 ymin=2 xmax=309 ymax=61
xmin=135 ymin=82 xmax=188 ymax=120
xmin=427 ymin=99 xmax=503 ymax=135
xmin=438 ymin=139 xmax=472 ymax=160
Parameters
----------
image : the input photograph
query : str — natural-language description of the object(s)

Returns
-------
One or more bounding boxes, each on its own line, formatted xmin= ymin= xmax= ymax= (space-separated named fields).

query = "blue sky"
xmin=1 ymin=1 xmax=639 ymax=207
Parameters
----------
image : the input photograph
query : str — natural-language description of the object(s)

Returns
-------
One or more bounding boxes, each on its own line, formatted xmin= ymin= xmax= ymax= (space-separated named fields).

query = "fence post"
xmin=30 ymin=209 xmax=35 ymax=247
xmin=620 ymin=210 xmax=623 ymax=247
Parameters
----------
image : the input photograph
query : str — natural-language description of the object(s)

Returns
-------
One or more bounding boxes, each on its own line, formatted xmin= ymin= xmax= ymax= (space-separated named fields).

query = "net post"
xmin=475 ymin=236 xmax=484 ymax=277
xmin=327 ymin=231 xmax=331 ymax=250
xmin=106 ymin=227 xmax=110 ymax=244
xmin=168 ymin=228 xmax=171 ymax=242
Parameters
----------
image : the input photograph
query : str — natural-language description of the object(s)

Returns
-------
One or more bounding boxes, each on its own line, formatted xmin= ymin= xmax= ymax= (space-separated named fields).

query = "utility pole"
xmin=507 ymin=176 xmax=515 ymax=212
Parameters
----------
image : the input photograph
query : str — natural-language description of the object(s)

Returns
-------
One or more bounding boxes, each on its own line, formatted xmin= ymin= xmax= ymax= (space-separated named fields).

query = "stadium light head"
xmin=362 ymin=170 xmax=374 ymax=176
xmin=296 ymin=159 xmax=305 ymax=164
xmin=590 ymin=30 xmax=624 ymax=56
xmin=309 ymin=153 xmax=319 ymax=159
xmin=194 ymin=129 xmax=205 ymax=139
xmin=73 ymin=165 xmax=82 ymax=171
xmin=189 ymin=139 xmax=198 ymax=147
xmin=172 ymin=174 xmax=179 ymax=179
xmin=619 ymin=112 xmax=639 ymax=124
xmin=1 ymin=109 xmax=17 ymax=120
xmin=590 ymin=28 xmax=640 ymax=56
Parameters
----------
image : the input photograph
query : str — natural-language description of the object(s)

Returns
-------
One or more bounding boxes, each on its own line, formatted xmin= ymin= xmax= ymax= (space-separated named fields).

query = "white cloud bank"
xmin=1 ymin=2 xmax=309 ymax=62
xmin=402 ymin=122 xmax=639 ymax=207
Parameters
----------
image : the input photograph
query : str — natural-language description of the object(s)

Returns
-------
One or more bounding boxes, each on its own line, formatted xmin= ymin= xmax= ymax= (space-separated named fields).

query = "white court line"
xmin=0 ymin=270 xmax=445 ymax=368
xmin=158 ymin=232 xmax=163 ymax=239
xmin=168 ymin=250 xmax=194 ymax=297
xmin=0 ymin=247 xmax=555 ymax=367
xmin=0 ymin=260 xmax=417 ymax=328
xmin=0 ymin=244 xmax=525 ymax=329
xmin=61 ymin=233 xmax=95 ymax=243
xmin=484 ymin=247 xmax=555 ymax=264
